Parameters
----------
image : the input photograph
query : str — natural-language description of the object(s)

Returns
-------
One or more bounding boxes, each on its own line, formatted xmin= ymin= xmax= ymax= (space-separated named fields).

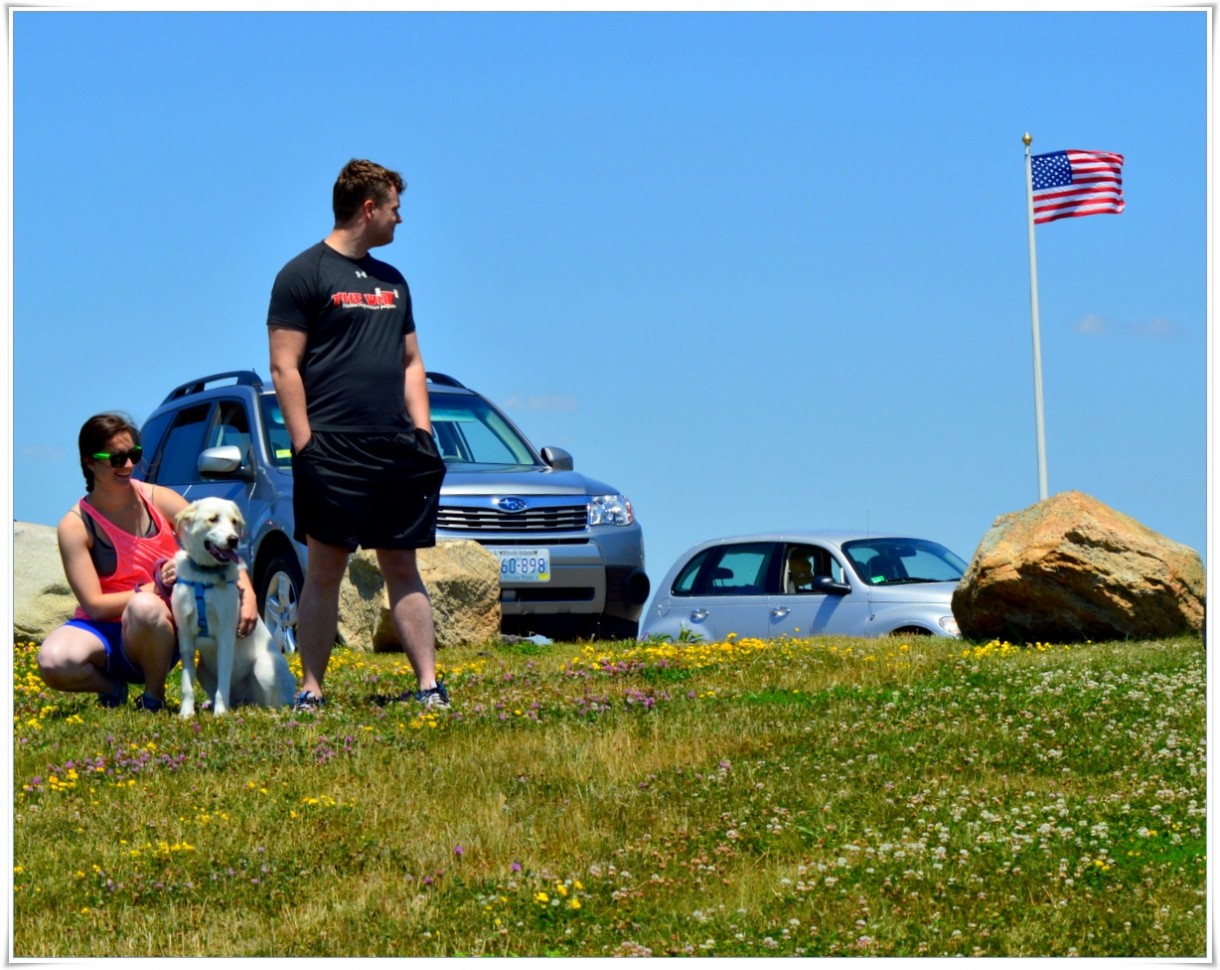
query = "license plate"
xmin=491 ymin=548 xmax=551 ymax=583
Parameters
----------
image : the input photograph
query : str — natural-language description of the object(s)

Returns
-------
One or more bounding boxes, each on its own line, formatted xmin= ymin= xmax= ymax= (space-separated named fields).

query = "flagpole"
xmin=1023 ymin=132 xmax=1049 ymax=501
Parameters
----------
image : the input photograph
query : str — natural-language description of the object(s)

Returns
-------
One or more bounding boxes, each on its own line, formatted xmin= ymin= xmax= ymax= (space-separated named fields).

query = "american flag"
xmin=1030 ymin=149 xmax=1125 ymax=224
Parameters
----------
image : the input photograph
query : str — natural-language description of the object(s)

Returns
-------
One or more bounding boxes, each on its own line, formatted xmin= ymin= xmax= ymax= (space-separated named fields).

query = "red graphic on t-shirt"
xmin=331 ymin=289 xmax=398 ymax=309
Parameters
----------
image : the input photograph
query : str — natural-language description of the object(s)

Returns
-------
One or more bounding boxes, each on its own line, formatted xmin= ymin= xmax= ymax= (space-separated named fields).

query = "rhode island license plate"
xmin=490 ymin=548 xmax=551 ymax=583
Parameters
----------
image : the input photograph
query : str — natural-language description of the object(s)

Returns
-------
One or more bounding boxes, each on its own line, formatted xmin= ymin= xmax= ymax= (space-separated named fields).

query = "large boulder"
xmin=952 ymin=491 xmax=1206 ymax=643
xmin=13 ymin=521 xmax=77 ymax=641
xmin=337 ymin=540 xmax=502 ymax=651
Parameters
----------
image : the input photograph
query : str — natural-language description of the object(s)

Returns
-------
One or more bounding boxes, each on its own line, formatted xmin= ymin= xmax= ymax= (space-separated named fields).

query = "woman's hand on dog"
xmin=149 ymin=557 xmax=177 ymax=603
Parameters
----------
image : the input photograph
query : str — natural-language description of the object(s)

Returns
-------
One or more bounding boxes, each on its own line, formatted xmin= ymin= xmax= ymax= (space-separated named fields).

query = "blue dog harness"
xmin=178 ymin=568 xmax=236 ymax=638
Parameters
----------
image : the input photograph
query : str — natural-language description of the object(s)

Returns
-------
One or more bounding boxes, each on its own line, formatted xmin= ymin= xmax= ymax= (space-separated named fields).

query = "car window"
xmin=671 ymin=550 xmax=711 ymax=596
xmin=207 ymin=399 xmax=252 ymax=464
xmin=430 ymin=392 xmax=537 ymax=465
xmin=701 ymin=543 xmax=773 ymax=596
xmin=898 ymin=546 xmax=965 ymax=581
xmin=842 ymin=538 xmax=966 ymax=586
xmin=137 ymin=409 xmax=174 ymax=482
xmin=147 ymin=403 xmax=211 ymax=485
xmin=782 ymin=543 xmax=846 ymax=592
xmin=260 ymin=394 xmax=293 ymax=468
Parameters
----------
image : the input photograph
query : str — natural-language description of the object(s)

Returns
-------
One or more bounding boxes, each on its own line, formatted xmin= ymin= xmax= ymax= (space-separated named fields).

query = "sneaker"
xmin=97 ymin=681 xmax=129 ymax=709
xmin=293 ymin=689 xmax=326 ymax=712
xmin=134 ymin=692 xmax=165 ymax=713
xmin=416 ymin=682 xmax=451 ymax=711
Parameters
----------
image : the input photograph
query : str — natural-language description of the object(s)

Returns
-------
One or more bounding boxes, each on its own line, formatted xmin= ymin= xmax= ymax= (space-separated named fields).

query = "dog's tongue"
xmin=206 ymin=542 xmax=239 ymax=564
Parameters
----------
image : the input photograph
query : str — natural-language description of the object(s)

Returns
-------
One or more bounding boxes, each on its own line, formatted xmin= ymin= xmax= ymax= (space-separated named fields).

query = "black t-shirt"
xmin=267 ymin=241 xmax=417 ymax=432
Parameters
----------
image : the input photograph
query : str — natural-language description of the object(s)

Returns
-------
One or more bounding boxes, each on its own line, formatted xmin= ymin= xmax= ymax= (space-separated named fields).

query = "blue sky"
xmin=7 ymin=6 xmax=1212 ymax=599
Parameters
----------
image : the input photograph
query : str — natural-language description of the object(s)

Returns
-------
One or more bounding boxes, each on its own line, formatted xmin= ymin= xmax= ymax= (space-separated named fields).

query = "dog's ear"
xmin=175 ymin=502 xmax=197 ymax=530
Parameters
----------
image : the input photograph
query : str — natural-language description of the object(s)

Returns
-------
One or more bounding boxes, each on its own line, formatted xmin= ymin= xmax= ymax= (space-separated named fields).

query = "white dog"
xmin=171 ymin=497 xmax=295 ymax=717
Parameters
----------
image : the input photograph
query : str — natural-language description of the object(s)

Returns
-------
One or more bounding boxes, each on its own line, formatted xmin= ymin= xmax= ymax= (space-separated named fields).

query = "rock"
xmin=13 ymin=521 xmax=77 ymax=641
xmin=952 ymin=491 xmax=1206 ymax=643
xmin=13 ymin=521 xmax=502 ymax=650
xmin=337 ymin=540 xmax=502 ymax=651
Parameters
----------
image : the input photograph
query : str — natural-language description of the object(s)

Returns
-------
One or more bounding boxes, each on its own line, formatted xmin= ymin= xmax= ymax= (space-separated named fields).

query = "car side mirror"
xmin=541 ymin=446 xmax=574 ymax=471
xmin=198 ymin=445 xmax=252 ymax=480
xmin=810 ymin=575 xmax=851 ymax=595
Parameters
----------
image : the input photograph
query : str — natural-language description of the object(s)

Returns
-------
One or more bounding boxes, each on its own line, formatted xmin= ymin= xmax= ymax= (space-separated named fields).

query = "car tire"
xmin=257 ymin=552 xmax=303 ymax=655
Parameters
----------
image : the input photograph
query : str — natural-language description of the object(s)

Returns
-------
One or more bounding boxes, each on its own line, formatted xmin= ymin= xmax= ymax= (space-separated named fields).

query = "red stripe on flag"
xmin=1032 ymin=149 xmax=1125 ymax=225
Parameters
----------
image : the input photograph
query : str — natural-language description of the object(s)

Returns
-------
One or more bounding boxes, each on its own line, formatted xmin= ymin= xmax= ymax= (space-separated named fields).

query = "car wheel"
xmin=258 ymin=553 xmax=303 ymax=655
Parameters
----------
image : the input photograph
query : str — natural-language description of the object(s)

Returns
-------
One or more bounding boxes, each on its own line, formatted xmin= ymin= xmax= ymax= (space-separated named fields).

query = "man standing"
xmin=267 ymin=158 xmax=449 ymax=712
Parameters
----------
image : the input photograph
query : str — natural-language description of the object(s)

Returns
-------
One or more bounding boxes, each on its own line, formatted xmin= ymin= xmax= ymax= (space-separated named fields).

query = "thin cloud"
xmin=500 ymin=394 xmax=579 ymax=414
xmin=18 ymin=443 xmax=68 ymax=464
xmin=1128 ymin=317 xmax=1181 ymax=340
xmin=1074 ymin=314 xmax=1107 ymax=336
xmin=1073 ymin=314 xmax=1182 ymax=340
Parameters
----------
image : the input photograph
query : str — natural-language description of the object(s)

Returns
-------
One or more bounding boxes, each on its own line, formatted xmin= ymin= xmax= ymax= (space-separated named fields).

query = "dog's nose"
xmin=226 ymin=535 xmax=239 ymax=549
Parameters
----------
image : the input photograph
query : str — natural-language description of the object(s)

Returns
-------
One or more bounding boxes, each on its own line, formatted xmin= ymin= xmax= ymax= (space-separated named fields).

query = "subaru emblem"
xmin=495 ymin=497 xmax=528 ymax=513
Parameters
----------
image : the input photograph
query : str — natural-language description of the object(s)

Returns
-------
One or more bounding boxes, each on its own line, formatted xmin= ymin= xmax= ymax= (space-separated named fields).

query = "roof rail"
xmin=162 ymin=370 xmax=264 ymax=403
xmin=426 ymin=371 xmax=465 ymax=388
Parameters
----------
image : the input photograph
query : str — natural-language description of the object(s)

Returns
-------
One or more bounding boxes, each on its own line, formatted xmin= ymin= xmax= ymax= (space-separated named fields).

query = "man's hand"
xmin=237 ymin=573 xmax=259 ymax=638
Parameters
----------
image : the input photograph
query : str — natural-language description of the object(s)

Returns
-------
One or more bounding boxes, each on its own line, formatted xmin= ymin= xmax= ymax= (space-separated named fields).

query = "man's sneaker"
xmin=134 ymin=692 xmax=166 ymax=713
xmin=97 ymin=681 xmax=129 ymax=709
xmin=293 ymin=689 xmax=326 ymax=712
xmin=416 ymin=682 xmax=451 ymax=711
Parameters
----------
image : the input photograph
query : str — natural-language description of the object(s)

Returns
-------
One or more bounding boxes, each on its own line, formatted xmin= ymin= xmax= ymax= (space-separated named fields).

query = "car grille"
xmin=437 ymin=504 xmax=588 ymax=532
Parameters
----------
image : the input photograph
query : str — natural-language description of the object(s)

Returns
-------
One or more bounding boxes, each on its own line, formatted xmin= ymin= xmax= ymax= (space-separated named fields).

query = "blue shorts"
xmin=63 ymin=617 xmax=180 ymax=685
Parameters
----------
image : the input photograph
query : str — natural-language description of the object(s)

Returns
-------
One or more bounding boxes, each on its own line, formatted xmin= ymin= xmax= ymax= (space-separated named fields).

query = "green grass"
xmin=11 ymin=632 xmax=1207 ymax=957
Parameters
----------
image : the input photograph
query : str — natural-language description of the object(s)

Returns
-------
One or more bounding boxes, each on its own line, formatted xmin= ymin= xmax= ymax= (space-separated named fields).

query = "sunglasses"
xmin=91 ymin=446 xmax=144 ymax=468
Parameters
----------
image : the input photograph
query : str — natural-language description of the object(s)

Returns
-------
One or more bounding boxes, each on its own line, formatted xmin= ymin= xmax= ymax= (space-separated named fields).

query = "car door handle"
xmin=689 ymin=609 xmax=709 ymax=622
xmin=771 ymin=607 xmax=790 ymax=619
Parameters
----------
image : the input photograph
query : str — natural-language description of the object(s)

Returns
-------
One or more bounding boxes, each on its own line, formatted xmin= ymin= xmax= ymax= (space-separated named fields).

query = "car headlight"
xmin=589 ymin=494 xmax=635 ymax=527
xmin=940 ymin=615 xmax=960 ymax=636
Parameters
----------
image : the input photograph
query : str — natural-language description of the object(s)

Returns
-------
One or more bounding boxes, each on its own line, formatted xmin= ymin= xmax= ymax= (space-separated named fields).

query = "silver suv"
xmin=136 ymin=371 xmax=649 ymax=650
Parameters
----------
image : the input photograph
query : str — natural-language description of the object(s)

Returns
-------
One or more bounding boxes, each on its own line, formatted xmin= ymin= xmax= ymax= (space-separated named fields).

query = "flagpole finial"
xmin=1023 ymin=133 xmax=1033 ymax=147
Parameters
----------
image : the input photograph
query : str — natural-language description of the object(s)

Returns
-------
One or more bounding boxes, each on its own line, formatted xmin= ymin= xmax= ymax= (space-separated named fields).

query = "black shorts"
xmin=291 ymin=428 xmax=447 ymax=551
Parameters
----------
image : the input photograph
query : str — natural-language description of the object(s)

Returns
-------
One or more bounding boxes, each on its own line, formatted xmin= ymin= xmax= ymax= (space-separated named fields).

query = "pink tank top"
xmin=73 ymin=482 xmax=180 ymax=620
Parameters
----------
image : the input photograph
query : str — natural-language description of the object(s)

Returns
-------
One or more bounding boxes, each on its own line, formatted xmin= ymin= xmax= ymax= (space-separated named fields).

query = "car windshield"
xmin=260 ymin=390 xmax=541 ymax=469
xmin=841 ymin=538 xmax=967 ymax=586
xmin=429 ymin=391 xmax=539 ymax=466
